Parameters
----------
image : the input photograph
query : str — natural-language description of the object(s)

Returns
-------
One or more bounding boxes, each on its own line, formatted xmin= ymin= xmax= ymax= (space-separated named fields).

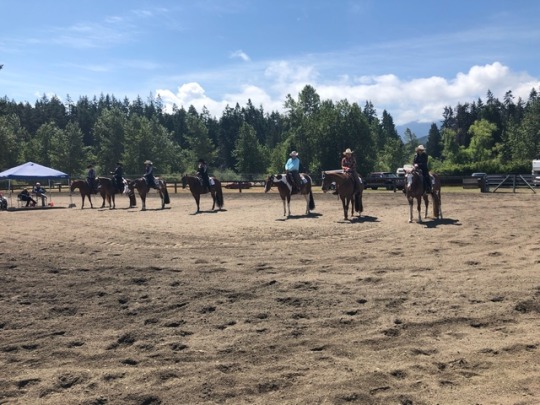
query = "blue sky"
xmin=1 ymin=0 xmax=539 ymax=128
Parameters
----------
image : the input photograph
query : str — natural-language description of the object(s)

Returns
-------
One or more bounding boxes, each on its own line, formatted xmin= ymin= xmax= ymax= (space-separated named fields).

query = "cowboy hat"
xmin=116 ymin=162 xmax=123 ymax=166
xmin=416 ymin=144 xmax=425 ymax=151
xmin=87 ymin=164 xmax=94 ymax=168
xmin=289 ymin=151 xmax=299 ymax=157
xmin=144 ymin=160 xmax=153 ymax=165
xmin=343 ymin=148 xmax=354 ymax=155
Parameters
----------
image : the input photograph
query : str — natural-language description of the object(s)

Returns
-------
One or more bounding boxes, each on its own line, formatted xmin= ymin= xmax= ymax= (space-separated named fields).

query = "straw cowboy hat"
xmin=416 ymin=144 xmax=425 ymax=151
xmin=144 ymin=160 xmax=153 ymax=165
xmin=343 ymin=148 xmax=354 ymax=155
xmin=289 ymin=151 xmax=299 ymax=157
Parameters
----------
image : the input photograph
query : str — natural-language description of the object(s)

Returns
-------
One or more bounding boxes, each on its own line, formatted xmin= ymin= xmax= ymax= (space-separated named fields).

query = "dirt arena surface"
xmin=1 ymin=188 xmax=539 ymax=404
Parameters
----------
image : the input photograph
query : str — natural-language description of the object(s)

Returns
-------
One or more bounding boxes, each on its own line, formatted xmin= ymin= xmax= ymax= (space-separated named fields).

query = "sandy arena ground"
xmin=1 ymin=187 xmax=539 ymax=405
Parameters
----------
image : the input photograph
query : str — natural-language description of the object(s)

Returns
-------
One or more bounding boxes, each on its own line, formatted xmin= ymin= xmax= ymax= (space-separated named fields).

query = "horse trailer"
xmin=533 ymin=160 xmax=540 ymax=186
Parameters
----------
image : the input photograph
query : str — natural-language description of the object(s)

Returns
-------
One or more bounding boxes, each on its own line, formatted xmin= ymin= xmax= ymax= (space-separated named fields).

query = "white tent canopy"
xmin=0 ymin=162 xmax=69 ymax=207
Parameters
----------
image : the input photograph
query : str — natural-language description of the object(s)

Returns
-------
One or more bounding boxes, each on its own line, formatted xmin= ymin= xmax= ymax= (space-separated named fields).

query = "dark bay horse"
xmin=264 ymin=173 xmax=315 ymax=217
xmin=181 ymin=175 xmax=224 ymax=214
xmin=96 ymin=177 xmax=137 ymax=209
xmin=128 ymin=178 xmax=170 ymax=211
xmin=321 ymin=171 xmax=363 ymax=220
xmin=404 ymin=168 xmax=442 ymax=223
xmin=70 ymin=179 xmax=105 ymax=209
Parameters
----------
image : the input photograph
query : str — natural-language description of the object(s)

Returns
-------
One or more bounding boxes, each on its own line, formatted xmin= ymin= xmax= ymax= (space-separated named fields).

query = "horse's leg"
xmin=89 ymin=194 xmax=94 ymax=209
xmin=416 ymin=197 xmax=422 ymax=223
xmin=303 ymin=192 xmax=310 ymax=215
xmin=423 ymin=194 xmax=429 ymax=218
xmin=408 ymin=197 xmax=413 ymax=223
xmin=341 ymin=197 xmax=348 ymax=220
xmin=194 ymin=193 xmax=200 ymax=214
xmin=211 ymin=191 xmax=216 ymax=211
xmin=286 ymin=195 xmax=291 ymax=217
xmin=141 ymin=194 xmax=146 ymax=211
xmin=80 ymin=195 xmax=85 ymax=209
xmin=350 ymin=195 xmax=355 ymax=218
xmin=111 ymin=193 xmax=116 ymax=210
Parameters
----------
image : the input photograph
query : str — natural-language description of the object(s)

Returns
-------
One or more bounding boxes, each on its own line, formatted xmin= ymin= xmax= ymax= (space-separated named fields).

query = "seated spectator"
xmin=33 ymin=182 xmax=47 ymax=206
xmin=0 ymin=192 xmax=7 ymax=210
xmin=18 ymin=188 xmax=37 ymax=207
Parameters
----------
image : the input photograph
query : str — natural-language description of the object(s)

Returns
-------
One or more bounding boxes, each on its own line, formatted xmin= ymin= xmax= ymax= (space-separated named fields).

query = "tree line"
xmin=1 ymin=84 xmax=539 ymax=179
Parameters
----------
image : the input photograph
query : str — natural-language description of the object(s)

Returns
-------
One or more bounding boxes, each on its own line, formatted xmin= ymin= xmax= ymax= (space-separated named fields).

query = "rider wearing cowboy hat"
xmin=285 ymin=151 xmax=303 ymax=192
xmin=143 ymin=160 xmax=158 ymax=189
xmin=341 ymin=148 xmax=362 ymax=193
xmin=87 ymin=164 xmax=97 ymax=193
xmin=413 ymin=145 xmax=431 ymax=193
xmin=111 ymin=162 xmax=124 ymax=193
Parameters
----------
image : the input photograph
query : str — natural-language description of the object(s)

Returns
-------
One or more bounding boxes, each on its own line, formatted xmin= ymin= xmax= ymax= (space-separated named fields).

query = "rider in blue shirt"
xmin=285 ymin=151 xmax=302 ymax=191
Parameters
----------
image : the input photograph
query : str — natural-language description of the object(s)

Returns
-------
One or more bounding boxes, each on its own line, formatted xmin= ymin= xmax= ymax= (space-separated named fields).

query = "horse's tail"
xmin=308 ymin=190 xmax=315 ymax=211
xmin=432 ymin=192 xmax=440 ymax=218
xmin=216 ymin=184 xmax=224 ymax=209
xmin=354 ymin=193 xmax=361 ymax=213
xmin=162 ymin=184 xmax=170 ymax=204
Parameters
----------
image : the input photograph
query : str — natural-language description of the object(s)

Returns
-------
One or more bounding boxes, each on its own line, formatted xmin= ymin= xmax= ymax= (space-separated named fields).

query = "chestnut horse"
xmin=181 ymin=175 xmax=224 ymax=214
xmin=70 ymin=179 xmax=105 ymax=209
xmin=321 ymin=171 xmax=363 ymax=220
xmin=128 ymin=177 xmax=170 ymax=211
xmin=404 ymin=168 xmax=442 ymax=223
xmin=264 ymin=173 xmax=315 ymax=217
xmin=96 ymin=177 xmax=137 ymax=209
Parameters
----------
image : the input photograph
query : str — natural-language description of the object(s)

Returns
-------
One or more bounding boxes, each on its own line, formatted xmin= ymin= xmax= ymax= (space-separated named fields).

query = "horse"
xmin=181 ymin=175 xmax=224 ymax=214
xmin=70 ymin=179 xmax=105 ymax=209
xmin=404 ymin=168 xmax=442 ymax=223
xmin=127 ymin=177 xmax=170 ymax=211
xmin=321 ymin=171 xmax=363 ymax=220
xmin=96 ymin=177 xmax=137 ymax=209
xmin=264 ymin=173 xmax=315 ymax=217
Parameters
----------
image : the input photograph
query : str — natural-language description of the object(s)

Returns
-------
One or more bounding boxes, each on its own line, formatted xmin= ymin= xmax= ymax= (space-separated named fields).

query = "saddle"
xmin=286 ymin=173 xmax=303 ymax=193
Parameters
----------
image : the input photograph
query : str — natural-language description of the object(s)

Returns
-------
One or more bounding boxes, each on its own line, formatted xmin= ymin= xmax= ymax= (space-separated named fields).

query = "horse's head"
xmin=70 ymin=181 xmax=76 ymax=192
xmin=127 ymin=179 xmax=136 ymax=192
xmin=321 ymin=172 xmax=333 ymax=193
xmin=181 ymin=175 xmax=187 ymax=189
xmin=264 ymin=175 xmax=274 ymax=193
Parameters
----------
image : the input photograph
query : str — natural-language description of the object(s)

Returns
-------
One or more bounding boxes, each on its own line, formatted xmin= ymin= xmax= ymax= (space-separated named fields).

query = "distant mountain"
xmin=396 ymin=122 xmax=433 ymax=141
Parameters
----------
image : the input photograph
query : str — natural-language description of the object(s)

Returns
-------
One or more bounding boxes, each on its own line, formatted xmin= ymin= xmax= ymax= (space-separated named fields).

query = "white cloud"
xmin=157 ymin=62 xmax=540 ymax=125
xmin=230 ymin=50 xmax=251 ymax=62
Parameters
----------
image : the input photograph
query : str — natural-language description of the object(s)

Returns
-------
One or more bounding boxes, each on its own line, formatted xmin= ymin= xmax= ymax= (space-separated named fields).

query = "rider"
xmin=285 ymin=151 xmax=302 ymax=192
xmin=413 ymin=144 xmax=431 ymax=193
xmin=143 ymin=160 xmax=158 ymax=189
xmin=197 ymin=158 xmax=211 ymax=192
xmin=87 ymin=164 xmax=97 ymax=193
xmin=341 ymin=148 xmax=362 ymax=193
xmin=111 ymin=162 xmax=124 ymax=193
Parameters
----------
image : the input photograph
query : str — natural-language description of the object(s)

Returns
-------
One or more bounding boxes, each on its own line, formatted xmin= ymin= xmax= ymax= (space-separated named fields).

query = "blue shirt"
xmin=285 ymin=157 xmax=300 ymax=172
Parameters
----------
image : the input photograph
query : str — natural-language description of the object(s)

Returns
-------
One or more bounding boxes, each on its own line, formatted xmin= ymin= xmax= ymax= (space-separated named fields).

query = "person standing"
xmin=341 ymin=148 xmax=362 ymax=193
xmin=413 ymin=145 xmax=431 ymax=193
xmin=87 ymin=164 xmax=97 ymax=193
xmin=285 ymin=151 xmax=302 ymax=192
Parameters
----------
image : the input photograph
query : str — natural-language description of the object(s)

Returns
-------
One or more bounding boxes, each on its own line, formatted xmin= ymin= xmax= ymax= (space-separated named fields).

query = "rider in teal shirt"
xmin=285 ymin=151 xmax=302 ymax=191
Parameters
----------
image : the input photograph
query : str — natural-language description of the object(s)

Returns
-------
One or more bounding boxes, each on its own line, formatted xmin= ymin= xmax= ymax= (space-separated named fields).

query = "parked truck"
xmin=533 ymin=160 xmax=540 ymax=186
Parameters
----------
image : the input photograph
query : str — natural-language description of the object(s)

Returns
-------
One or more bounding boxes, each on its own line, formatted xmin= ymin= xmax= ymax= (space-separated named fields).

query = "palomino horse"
xmin=264 ymin=173 xmax=315 ymax=217
xmin=181 ymin=175 xmax=224 ymax=214
xmin=404 ymin=168 xmax=442 ymax=223
xmin=96 ymin=177 xmax=137 ymax=209
xmin=70 ymin=179 xmax=105 ymax=209
xmin=321 ymin=171 xmax=363 ymax=220
xmin=128 ymin=178 xmax=170 ymax=211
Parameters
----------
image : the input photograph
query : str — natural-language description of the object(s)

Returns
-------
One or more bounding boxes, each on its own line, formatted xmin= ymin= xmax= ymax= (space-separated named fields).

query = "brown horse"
xmin=128 ymin=177 xmax=170 ymax=211
xmin=321 ymin=171 xmax=363 ymax=220
xmin=264 ymin=173 xmax=315 ymax=217
xmin=181 ymin=175 xmax=224 ymax=214
xmin=70 ymin=179 xmax=105 ymax=209
xmin=96 ymin=177 xmax=137 ymax=209
xmin=404 ymin=168 xmax=442 ymax=223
